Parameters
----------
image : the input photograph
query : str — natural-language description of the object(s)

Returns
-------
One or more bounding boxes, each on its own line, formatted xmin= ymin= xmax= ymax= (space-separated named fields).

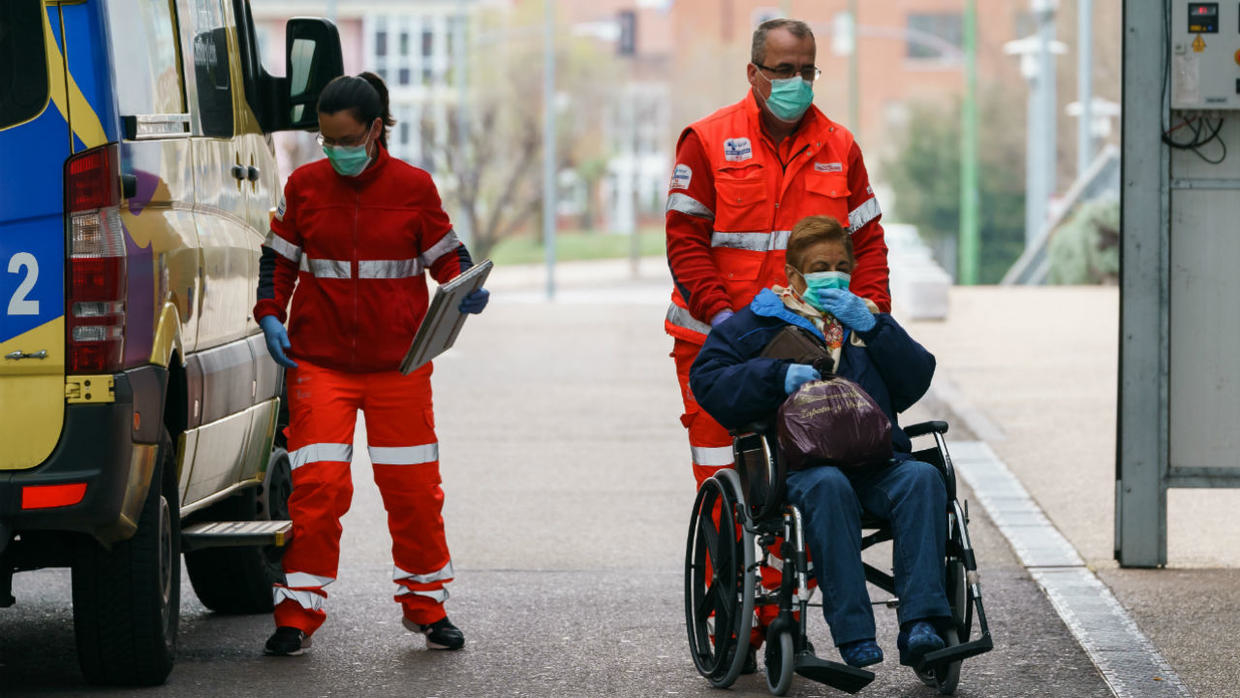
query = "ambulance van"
xmin=0 ymin=0 xmax=341 ymax=685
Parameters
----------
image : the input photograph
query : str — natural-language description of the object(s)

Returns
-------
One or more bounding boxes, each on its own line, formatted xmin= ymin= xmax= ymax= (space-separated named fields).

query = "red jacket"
xmin=254 ymin=144 xmax=473 ymax=372
xmin=665 ymin=93 xmax=890 ymax=343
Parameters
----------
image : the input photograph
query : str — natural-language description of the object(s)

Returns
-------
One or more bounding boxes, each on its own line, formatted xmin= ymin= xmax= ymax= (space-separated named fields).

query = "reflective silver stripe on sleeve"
xmin=419 ymin=229 xmax=463 ymax=267
xmin=285 ymin=572 xmax=335 ymax=588
xmin=395 ymin=587 xmax=450 ymax=603
xmin=665 ymin=303 xmax=712 ymax=336
xmin=690 ymin=445 xmax=735 ymax=467
xmin=263 ymin=231 xmax=302 ymax=263
xmin=666 ymin=193 xmax=715 ymax=220
xmin=393 ymin=560 xmax=455 ymax=584
xmin=358 ymin=258 xmax=423 ymax=279
xmin=289 ymin=443 xmax=354 ymax=469
xmin=848 ymin=197 xmax=882 ymax=233
xmin=709 ymin=231 xmax=791 ymax=252
xmin=368 ymin=443 xmax=439 ymax=465
xmin=303 ymin=257 xmax=352 ymax=279
xmin=273 ymin=586 xmax=325 ymax=610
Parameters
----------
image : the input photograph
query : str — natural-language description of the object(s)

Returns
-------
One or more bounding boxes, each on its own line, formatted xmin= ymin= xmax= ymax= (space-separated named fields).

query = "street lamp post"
xmin=543 ymin=0 xmax=557 ymax=300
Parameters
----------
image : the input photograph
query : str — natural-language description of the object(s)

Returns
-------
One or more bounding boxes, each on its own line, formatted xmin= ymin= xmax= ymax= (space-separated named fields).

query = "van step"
xmin=181 ymin=520 xmax=292 ymax=551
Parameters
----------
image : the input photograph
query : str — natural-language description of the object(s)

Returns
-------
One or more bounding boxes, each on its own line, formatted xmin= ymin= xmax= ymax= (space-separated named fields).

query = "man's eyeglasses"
xmin=753 ymin=62 xmax=822 ymax=82
xmin=317 ymin=132 xmax=370 ymax=148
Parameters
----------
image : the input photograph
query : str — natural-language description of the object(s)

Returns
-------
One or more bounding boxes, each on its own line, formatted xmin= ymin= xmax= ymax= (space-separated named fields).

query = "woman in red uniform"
xmin=254 ymin=72 xmax=487 ymax=656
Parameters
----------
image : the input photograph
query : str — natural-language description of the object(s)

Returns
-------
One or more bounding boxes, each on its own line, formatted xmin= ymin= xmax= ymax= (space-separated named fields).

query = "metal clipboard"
xmin=400 ymin=259 xmax=493 ymax=375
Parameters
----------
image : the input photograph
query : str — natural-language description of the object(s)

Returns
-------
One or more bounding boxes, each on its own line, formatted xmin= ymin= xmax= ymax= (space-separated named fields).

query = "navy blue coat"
xmin=689 ymin=289 xmax=936 ymax=455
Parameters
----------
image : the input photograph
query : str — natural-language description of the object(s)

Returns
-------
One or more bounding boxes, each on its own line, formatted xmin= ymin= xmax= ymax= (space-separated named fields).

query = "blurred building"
xmin=558 ymin=1 xmax=674 ymax=233
xmin=250 ymin=0 xmax=483 ymax=180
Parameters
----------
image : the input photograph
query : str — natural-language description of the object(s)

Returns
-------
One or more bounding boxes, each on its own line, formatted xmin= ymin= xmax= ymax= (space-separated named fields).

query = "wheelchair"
xmin=684 ymin=420 xmax=993 ymax=695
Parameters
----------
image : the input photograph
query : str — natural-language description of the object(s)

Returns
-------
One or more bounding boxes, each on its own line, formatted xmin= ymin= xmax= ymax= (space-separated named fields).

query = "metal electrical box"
xmin=1171 ymin=1 xmax=1240 ymax=109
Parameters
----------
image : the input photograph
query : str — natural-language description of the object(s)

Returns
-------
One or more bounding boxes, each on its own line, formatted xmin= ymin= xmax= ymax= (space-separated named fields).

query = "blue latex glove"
xmin=813 ymin=288 xmax=877 ymax=332
xmin=259 ymin=315 xmax=298 ymax=369
xmin=459 ymin=288 xmax=489 ymax=314
xmin=784 ymin=364 xmax=821 ymax=395
xmin=710 ymin=309 xmax=735 ymax=327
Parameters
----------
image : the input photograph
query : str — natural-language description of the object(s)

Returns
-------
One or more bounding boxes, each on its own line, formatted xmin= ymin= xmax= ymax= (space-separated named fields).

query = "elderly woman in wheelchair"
xmin=684 ymin=216 xmax=990 ymax=694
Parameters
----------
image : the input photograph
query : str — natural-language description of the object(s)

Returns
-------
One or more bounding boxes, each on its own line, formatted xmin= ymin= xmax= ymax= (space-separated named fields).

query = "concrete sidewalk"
xmin=903 ymin=286 xmax=1240 ymax=698
xmin=488 ymin=260 xmax=1238 ymax=696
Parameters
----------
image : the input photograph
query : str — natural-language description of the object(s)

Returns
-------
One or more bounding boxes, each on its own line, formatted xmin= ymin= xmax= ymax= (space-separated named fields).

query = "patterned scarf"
xmin=773 ymin=285 xmax=845 ymax=354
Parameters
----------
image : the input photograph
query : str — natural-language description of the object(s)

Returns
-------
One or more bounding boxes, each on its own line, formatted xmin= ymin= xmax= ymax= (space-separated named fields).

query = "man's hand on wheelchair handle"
xmin=784 ymin=364 xmax=821 ymax=395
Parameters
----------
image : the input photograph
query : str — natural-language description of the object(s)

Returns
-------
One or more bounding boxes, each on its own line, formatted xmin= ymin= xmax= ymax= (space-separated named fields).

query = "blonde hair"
xmin=786 ymin=216 xmax=852 ymax=271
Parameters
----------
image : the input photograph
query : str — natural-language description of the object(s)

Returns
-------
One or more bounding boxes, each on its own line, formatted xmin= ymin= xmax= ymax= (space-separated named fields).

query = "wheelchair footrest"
xmin=919 ymin=633 xmax=994 ymax=669
xmin=793 ymin=652 xmax=875 ymax=694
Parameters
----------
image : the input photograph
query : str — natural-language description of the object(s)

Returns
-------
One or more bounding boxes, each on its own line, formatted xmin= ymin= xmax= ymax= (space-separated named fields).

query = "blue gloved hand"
xmin=784 ymin=364 xmax=821 ymax=395
xmin=459 ymin=288 xmax=489 ymax=314
xmin=814 ymin=288 xmax=877 ymax=332
xmin=710 ymin=309 xmax=735 ymax=327
xmin=259 ymin=315 xmax=298 ymax=369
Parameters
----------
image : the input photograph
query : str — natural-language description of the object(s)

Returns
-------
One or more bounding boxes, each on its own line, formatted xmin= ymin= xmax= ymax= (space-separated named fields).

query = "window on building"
xmin=377 ymin=68 xmax=388 ymax=83
xmin=399 ymin=68 xmax=411 ymax=86
xmin=422 ymin=66 xmax=432 ymax=86
xmin=907 ymin=13 xmax=963 ymax=61
xmin=376 ymin=31 xmax=388 ymax=57
xmin=422 ymin=22 xmax=434 ymax=58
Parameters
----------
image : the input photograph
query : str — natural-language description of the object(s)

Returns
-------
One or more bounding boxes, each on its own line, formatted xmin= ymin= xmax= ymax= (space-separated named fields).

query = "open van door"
xmin=0 ymin=1 xmax=69 ymax=471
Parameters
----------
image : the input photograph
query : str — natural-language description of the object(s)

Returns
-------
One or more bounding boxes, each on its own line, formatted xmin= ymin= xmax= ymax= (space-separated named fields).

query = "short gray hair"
xmin=751 ymin=19 xmax=814 ymax=65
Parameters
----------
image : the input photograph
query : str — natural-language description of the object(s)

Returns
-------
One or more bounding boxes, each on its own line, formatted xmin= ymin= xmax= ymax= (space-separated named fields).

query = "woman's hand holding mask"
xmin=812 ymin=288 xmax=876 ymax=332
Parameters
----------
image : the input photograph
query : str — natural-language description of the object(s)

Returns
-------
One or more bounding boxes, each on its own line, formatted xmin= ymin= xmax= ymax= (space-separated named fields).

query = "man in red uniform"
xmin=665 ymin=18 xmax=891 ymax=663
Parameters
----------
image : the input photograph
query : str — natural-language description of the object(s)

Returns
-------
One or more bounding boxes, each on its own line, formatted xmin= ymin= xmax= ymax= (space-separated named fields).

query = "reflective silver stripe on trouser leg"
xmin=368 ymin=444 xmax=439 ymax=465
xmin=394 ymin=561 xmax=455 ymax=585
xmin=274 ymin=572 xmax=336 ymax=608
xmin=666 ymin=193 xmax=715 ymax=220
xmin=289 ymin=443 xmax=354 ymax=469
xmin=691 ymin=445 xmax=734 ymax=467
xmin=395 ymin=587 xmax=450 ymax=603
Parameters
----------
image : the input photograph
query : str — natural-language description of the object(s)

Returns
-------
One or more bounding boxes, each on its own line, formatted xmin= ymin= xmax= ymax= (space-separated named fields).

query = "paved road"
xmin=0 ymin=289 xmax=1114 ymax=696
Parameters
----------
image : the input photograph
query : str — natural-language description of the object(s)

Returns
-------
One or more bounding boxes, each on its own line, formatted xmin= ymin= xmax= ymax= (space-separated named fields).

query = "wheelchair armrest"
xmin=903 ymin=420 xmax=949 ymax=438
xmin=729 ymin=419 xmax=775 ymax=438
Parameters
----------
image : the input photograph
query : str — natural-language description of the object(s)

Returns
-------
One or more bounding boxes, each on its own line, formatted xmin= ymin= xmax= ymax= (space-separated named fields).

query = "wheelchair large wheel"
xmin=764 ymin=627 xmax=795 ymax=696
xmin=917 ymin=558 xmax=968 ymax=694
xmin=685 ymin=475 xmax=755 ymax=688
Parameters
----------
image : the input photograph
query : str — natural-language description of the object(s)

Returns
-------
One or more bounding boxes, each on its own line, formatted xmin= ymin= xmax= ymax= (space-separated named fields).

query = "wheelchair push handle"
xmin=903 ymin=420 xmax=949 ymax=438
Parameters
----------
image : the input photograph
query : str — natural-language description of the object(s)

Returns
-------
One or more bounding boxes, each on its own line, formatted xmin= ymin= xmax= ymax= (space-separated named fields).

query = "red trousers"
xmin=673 ymin=339 xmax=784 ymax=641
xmin=273 ymin=361 xmax=453 ymax=635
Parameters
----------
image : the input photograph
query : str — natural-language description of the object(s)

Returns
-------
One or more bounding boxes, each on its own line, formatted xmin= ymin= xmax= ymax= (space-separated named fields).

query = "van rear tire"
xmin=72 ymin=433 xmax=180 ymax=686
xmin=184 ymin=447 xmax=292 ymax=614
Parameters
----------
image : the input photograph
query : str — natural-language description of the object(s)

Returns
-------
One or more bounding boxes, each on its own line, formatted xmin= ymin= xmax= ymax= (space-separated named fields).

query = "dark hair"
xmin=751 ymin=18 xmax=814 ymax=65
xmin=787 ymin=215 xmax=851 ymax=270
xmin=317 ymin=72 xmax=395 ymax=148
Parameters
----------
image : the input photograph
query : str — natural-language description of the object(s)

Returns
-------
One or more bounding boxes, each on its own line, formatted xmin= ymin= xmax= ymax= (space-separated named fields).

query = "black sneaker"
xmin=403 ymin=616 xmax=465 ymax=650
xmin=264 ymin=626 xmax=311 ymax=656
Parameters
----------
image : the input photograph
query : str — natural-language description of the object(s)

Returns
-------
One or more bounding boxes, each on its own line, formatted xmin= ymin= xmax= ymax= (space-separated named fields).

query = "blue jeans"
xmin=785 ymin=459 xmax=951 ymax=646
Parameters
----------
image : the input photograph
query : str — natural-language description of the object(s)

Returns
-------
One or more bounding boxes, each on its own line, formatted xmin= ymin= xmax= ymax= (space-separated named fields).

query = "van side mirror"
xmin=285 ymin=18 xmax=344 ymax=129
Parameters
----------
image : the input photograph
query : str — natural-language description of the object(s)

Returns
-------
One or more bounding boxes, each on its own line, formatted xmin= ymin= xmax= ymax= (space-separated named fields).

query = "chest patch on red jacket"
xmin=724 ymin=138 xmax=753 ymax=162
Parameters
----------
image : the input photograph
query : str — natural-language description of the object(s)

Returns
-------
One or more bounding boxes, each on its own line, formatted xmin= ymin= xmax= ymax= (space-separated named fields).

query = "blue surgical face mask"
xmin=323 ymin=135 xmax=373 ymax=177
xmin=799 ymin=270 xmax=850 ymax=311
xmin=756 ymin=69 xmax=814 ymax=123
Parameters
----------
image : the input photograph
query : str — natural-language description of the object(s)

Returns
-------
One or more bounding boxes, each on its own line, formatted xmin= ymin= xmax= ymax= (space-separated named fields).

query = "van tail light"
xmin=65 ymin=144 xmax=127 ymax=374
